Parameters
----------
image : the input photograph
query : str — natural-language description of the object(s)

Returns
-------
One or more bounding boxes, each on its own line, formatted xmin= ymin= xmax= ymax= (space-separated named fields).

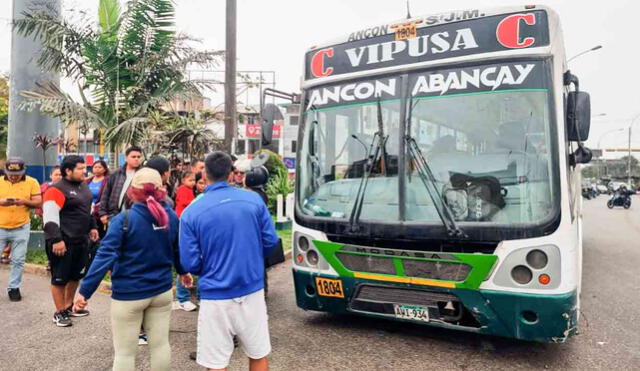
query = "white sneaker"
xmin=138 ymin=333 xmax=148 ymax=345
xmin=178 ymin=301 xmax=197 ymax=312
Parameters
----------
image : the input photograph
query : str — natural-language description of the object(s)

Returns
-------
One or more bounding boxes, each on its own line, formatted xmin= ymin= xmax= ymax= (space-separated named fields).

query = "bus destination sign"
xmin=305 ymin=10 xmax=549 ymax=80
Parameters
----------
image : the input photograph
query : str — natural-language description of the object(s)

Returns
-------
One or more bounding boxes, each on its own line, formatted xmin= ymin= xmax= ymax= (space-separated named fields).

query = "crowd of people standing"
xmin=0 ymin=148 xmax=279 ymax=371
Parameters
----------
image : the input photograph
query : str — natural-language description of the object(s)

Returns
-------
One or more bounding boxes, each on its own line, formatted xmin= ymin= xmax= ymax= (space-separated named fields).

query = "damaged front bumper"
xmin=293 ymin=270 xmax=579 ymax=343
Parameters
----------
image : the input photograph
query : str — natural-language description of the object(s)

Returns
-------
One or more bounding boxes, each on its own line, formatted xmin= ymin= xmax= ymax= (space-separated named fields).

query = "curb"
xmin=0 ymin=262 xmax=49 ymax=277
xmin=1 ymin=263 xmax=114 ymax=294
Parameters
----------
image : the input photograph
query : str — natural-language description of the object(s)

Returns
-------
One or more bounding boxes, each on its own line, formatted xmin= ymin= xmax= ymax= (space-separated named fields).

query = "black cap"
xmin=245 ymin=166 xmax=269 ymax=188
xmin=5 ymin=157 xmax=25 ymax=175
xmin=145 ymin=156 xmax=170 ymax=174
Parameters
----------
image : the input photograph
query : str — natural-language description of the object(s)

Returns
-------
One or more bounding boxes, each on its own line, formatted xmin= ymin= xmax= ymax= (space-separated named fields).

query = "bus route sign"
xmin=305 ymin=10 xmax=549 ymax=80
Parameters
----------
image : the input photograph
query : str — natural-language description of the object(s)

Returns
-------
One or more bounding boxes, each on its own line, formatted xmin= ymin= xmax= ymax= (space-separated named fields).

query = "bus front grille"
xmin=334 ymin=252 xmax=471 ymax=281
xmin=353 ymin=285 xmax=458 ymax=308
xmin=335 ymin=252 xmax=396 ymax=275
xmin=402 ymin=260 xmax=471 ymax=281
xmin=349 ymin=285 xmax=480 ymax=327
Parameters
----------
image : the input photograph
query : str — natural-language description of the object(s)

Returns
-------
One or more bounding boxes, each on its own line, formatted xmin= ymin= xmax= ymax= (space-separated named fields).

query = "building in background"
xmin=204 ymin=103 xmax=299 ymax=173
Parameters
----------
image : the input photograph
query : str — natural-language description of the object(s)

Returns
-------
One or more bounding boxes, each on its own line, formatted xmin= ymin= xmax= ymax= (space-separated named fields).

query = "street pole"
xmin=8 ymin=0 xmax=61 ymax=183
xmin=224 ymin=0 xmax=237 ymax=154
xmin=627 ymin=114 xmax=640 ymax=187
xmin=628 ymin=126 xmax=632 ymax=187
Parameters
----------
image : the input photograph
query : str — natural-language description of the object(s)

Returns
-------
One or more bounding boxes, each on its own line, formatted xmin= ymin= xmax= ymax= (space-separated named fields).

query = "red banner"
xmin=245 ymin=124 xmax=281 ymax=138
xmin=246 ymin=124 xmax=262 ymax=138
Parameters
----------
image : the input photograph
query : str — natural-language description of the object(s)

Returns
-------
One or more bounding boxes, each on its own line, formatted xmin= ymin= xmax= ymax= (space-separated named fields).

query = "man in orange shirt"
xmin=0 ymin=157 xmax=42 ymax=301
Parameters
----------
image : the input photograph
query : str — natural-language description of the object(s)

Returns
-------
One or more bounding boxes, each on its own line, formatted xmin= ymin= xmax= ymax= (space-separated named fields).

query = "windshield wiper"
xmin=349 ymin=99 xmax=388 ymax=232
xmin=405 ymin=97 xmax=467 ymax=238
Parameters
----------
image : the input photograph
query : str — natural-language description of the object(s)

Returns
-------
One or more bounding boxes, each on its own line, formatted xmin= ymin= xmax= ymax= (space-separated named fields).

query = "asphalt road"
xmin=1 ymin=197 xmax=639 ymax=370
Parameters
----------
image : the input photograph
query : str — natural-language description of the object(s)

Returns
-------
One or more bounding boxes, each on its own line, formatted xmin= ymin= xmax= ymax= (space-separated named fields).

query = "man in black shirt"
xmin=43 ymin=156 xmax=98 ymax=327
xmin=98 ymin=146 xmax=142 ymax=223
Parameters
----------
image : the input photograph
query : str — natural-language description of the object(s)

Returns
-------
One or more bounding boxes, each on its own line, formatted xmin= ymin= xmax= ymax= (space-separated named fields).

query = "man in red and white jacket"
xmin=43 ymin=155 xmax=98 ymax=327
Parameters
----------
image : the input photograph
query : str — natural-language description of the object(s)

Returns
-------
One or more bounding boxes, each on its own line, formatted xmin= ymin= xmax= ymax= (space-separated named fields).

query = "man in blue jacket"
xmin=180 ymin=151 xmax=279 ymax=371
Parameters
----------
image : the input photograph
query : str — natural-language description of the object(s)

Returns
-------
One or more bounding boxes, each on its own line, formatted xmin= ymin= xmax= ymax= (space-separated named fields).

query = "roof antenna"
xmin=406 ymin=0 xmax=412 ymax=19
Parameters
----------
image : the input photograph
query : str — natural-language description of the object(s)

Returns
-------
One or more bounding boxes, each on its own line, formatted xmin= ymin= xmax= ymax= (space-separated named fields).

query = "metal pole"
xmin=627 ymin=127 xmax=633 ymax=188
xmin=9 ymin=0 xmax=61 ymax=183
xmin=398 ymin=76 xmax=408 ymax=221
xmin=224 ymin=0 xmax=237 ymax=154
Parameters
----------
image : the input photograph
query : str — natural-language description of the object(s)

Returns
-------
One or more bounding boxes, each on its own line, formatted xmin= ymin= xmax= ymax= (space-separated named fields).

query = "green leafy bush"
xmin=265 ymin=167 xmax=294 ymax=214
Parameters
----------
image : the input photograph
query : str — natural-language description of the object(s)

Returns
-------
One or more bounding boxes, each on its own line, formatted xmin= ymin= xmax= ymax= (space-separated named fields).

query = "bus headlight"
xmin=307 ymin=250 xmax=319 ymax=266
xmin=511 ymin=265 xmax=533 ymax=284
xmin=293 ymin=232 xmax=330 ymax=270
xmin=526 ymin=249 xmax=548 ymax=269
xmin=492 ymin=244 xmax=560 ymax=289
xmin=298 ymin=235 xmax=310 ymax=251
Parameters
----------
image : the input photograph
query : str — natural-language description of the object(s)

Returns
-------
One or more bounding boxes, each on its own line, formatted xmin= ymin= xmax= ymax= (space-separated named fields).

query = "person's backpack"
xmin=266 ymin=239 xmax=285 ymax=268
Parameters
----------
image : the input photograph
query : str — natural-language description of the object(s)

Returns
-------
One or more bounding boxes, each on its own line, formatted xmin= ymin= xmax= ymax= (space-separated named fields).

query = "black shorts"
xmin=45 ymin=239 xmax=89 ymax=286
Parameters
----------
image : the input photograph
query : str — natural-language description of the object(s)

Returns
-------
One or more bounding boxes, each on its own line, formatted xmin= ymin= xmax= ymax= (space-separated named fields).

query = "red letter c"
xmin=311 ymin=48 xmax=334 ymax=78
xmin=496 ymin=14 xmax=536 ymax=49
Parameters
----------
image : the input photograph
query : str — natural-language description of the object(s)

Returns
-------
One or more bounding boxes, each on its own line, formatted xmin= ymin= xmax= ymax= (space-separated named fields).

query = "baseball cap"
xmin=145 ymin=156 xmax=170 ymax=175
xmin=131 ymin=168 xmax=163 ymax=189
xmin=5 ymin=157 xmax=25 ymax=175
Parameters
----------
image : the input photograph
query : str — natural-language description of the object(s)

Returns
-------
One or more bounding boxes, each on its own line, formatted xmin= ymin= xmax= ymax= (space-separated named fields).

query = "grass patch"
xmin=277 ymin=228 xmax=292 ymax=252
xmin=26 ymin=249 xmax=48 ymax=265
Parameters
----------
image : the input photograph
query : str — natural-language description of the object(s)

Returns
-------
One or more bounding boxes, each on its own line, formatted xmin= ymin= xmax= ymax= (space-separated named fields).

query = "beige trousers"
xmin=110 ymin=289 xmax=173 ymax=371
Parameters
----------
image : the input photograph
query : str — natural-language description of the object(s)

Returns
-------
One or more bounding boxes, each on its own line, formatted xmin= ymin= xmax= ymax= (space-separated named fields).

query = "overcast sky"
xmin=0 ymin=0 xmax=637 ymax=155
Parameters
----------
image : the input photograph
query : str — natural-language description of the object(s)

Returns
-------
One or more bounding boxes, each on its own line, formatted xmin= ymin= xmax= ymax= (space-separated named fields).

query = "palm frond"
xmin=98 ymin=0 xmax=121 ymax=34
xmin=104 ymin=116 xmax=150 ymax=147
xmin=19 ymin=81 xmax=103 ymax=128
xmin=14 ymin=8 xmax=95 ymax=80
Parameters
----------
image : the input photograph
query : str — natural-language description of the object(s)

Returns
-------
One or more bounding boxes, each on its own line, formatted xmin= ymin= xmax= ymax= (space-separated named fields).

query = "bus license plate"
xmin=393 ymin=304 xmax=430 ymax=322
xmin=315 ymin=277 xmax=345 ymax=298
xmin=395 ymin=24 xmax=417 ymax=40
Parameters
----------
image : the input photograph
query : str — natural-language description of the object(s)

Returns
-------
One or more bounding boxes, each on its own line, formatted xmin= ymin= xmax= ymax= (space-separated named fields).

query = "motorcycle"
xmin=607 ymin=192 xmax=631 ymax=209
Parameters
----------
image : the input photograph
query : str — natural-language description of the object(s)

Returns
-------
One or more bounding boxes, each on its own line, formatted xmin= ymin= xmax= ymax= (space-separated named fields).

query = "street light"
xmin=568 ymin=45 xmax=603 ymax=63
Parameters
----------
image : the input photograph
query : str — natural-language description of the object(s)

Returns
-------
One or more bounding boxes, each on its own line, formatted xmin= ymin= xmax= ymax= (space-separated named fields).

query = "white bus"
xmin=291 ymin=5 xmax=592 ymax=342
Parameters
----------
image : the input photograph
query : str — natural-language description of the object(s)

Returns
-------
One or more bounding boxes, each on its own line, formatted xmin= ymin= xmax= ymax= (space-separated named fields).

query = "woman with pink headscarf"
xmin=74 ymin=168 xmax=192 ymax=371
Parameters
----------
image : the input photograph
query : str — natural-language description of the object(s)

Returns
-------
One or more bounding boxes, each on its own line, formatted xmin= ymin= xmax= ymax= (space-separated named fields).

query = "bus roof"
xmin=303 ymin=5 xmax=562 ymax=85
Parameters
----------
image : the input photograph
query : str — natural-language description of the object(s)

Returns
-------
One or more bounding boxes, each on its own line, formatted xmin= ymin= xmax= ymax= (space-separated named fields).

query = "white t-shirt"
xmin=119 ymin=170 xmax=135 ymax=211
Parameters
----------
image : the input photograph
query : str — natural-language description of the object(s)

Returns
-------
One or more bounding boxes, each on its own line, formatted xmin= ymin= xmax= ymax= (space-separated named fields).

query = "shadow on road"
xmin=304 ymin=311 xmax=566 ymax=361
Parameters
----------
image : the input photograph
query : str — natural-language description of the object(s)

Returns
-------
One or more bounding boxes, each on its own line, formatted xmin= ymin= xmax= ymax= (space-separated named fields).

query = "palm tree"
xmin=165 ymin=115 xmax=222 ymax=161
xmin=15 ymin=0 xmax=222 ymax=153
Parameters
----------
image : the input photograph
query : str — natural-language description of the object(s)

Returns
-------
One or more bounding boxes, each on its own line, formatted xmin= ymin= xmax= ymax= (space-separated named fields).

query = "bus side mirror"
xmin=261 ymin=103 xmax=284 ymax=146
xmin=570 ymin=145 xmax=592 ymax=165
xmin=261 ymin=119 xmax=274 ymax=146
xmin=567 ymin=91 xmax=591 ymax=141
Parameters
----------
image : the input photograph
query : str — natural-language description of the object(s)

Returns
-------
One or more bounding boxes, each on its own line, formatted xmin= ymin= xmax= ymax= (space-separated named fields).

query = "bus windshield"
xmin=298 ymin=61 xmax=557 ymax=226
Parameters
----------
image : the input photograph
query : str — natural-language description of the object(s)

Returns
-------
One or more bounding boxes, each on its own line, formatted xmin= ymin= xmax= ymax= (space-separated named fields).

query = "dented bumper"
xmin=293 ymin=269 xmax=578 ymax=343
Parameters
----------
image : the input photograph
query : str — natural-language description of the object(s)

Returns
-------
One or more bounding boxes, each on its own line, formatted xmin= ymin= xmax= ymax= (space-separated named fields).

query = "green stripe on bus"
xmin=313 ymin=240 xmax=497 ymax=290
